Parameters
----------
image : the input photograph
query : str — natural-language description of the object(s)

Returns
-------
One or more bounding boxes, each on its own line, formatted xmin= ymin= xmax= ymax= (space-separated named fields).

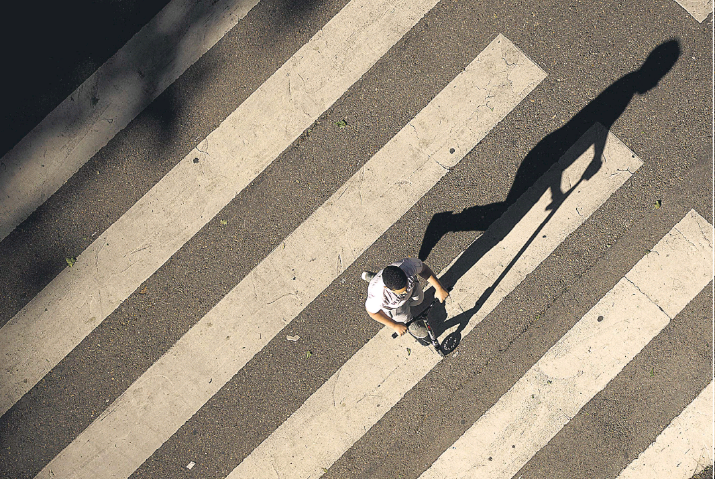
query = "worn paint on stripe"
xmin=229 ymin=123 xmax=643 ymax=478
xmin=0 ymin=0 xmax=261 ymax=241
xmin=35 ymin=35 xmax=545 ymax=479
xmin=672 ymin=0 xmax=713 ymax=22
xmin=616 ymin=381 xmax=714 ymax=479
xmin=1 ymin=0 xmax=445 ymax=417
xmin=420 ymin=210 xmax=714 ymax=479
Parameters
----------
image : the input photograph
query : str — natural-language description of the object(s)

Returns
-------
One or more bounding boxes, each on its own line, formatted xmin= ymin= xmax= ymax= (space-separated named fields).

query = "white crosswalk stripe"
xmin=35 ymin=33 xmax=545 ymax=479
xmin=672 ymin=0 xmax=713 ymax=22
xmin=0 ymin=0 xmax=261 ymax=242
xmin=616 ymin=381 xmax=714 ymax=479
xmin=0 ymin=0 xmax=444 ymax=418
xmin=228 ymin=122 xmax=642 ymax=479
xmin=419 ymin=210 xmax=713 ymax=479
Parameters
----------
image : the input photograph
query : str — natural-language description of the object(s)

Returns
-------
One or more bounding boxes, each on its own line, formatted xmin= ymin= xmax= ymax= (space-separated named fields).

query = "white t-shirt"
xmin=365 ymin=258 xmax=424 ymax=315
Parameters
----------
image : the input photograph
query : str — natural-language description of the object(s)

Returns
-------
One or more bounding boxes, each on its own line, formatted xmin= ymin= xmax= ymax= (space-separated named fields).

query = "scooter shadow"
xmin=416 ymin=281 xmax=499 ymax=356
xmin=411 ymin=285 xmax=471 ymax=356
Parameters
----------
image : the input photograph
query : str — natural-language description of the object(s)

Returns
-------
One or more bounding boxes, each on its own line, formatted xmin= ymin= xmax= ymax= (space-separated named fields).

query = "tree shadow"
xmin=0 ymin=2 xmax=223 ymax=326
xmin=416 ymin=39 xmax=681 ymax=353
xmin=0 ymin=0 xmax=330 ymax=329
xmin=259 ymin=0 xmax=332 ymax=47
xmin=0 ymin=0 xmax=174 ymax=159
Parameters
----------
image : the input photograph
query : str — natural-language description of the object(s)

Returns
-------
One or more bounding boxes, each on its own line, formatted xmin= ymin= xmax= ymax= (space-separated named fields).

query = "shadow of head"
xmin=635 ymin=39 xmax=681 ymax=94
xmin=272 ymin=0 xmax=326 ymax=26
xmin=279 ymin=0 xmax=321 ymax=14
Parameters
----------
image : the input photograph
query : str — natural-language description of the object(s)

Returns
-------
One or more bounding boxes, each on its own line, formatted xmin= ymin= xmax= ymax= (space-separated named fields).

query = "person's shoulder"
xmin=366 ymin=273 xmax=385 ymax=295
xmin=396 ymin=257 xmax=423 ymax=276
xmin=401 ymin=257 xmax=423 ymax=269
xmin=365 ymin=275 xmax=386 ymax=312
xmin=391 ymin=257 xmax=422 ymax=267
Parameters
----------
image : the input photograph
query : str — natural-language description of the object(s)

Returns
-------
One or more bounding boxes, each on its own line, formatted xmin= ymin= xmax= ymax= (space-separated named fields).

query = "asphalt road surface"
xmin=0 ymin=0 xmax=712 ymax=478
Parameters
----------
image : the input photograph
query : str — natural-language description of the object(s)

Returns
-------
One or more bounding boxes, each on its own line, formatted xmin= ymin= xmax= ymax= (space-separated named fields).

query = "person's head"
xmin=382 ymin=266 xmax=408 ymax=293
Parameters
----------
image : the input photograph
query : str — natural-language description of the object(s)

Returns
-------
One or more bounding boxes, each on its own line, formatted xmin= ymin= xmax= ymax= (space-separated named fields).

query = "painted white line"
xmin=34 ymin=34 xmax=545 ymax=479
xmin=617 ymin=381 xmax=714 ymax=479
xmin=672 ymin=0 xmax=713 ymax=22
xmin=1 ymin=0 xmax=445 ymax=418
xmin=625 ymin=212 xmax=714 ymax=319
xmin=228 ymin=122 xmax=643 ymax=479
xmin=419 ymin=210 xmax=714 ymax=479
xmin=0 ymin=0 xmax=261 ymax=241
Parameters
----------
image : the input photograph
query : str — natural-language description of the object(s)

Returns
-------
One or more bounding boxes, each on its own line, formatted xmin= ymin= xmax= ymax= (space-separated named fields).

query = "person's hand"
xmin=393 ymin=323 xmax=408 ymax=336
xmin=435 ymin=286 xmax=450 ymax=303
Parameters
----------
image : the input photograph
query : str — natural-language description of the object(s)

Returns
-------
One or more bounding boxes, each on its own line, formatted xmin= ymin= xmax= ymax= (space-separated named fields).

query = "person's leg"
xmin=409 ymin=279 xmax=424 ymax=307
xmin=389 ymin=304 xmax=411 ymax=324
xmin=407 ymin=281 xmax=429 ymax=338
xmin=392 ymin=301 xmax=428 ymax=339
xmin=408 ymin=320 xmax=429 ymax=338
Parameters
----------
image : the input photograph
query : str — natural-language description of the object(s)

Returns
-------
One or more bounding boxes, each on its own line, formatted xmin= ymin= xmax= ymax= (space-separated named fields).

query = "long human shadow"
xmin=416 ymin=40 xmax=681 ymax=352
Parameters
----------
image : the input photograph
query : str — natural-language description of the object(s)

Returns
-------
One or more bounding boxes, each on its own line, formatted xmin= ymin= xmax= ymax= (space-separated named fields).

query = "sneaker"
xmin=408 ymin=320 xmax=429 ymax=339
xmin=361 ymin=271 xmax=376 ymax=282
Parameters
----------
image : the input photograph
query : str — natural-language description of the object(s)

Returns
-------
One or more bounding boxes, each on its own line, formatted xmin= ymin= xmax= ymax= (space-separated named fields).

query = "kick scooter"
xmin=362 ymin=271 xmax=446 ymax=357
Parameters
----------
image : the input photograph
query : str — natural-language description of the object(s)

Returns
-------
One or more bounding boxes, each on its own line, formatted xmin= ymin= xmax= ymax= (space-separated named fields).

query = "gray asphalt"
xmin=0 ymin=0 xmax=712 ymax=478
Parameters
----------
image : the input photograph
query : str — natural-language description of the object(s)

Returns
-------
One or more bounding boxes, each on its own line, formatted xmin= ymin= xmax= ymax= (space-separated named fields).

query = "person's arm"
xmin=367 ymin=309 xmax=408 ymax=336
xmin=418 ymin=263 xmax=450 ymax=302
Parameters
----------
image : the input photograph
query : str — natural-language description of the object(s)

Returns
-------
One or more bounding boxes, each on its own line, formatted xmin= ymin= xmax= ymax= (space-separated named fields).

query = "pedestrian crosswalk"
xmin=35 ymin=33 xmax=546 ymax=479
xmin=616 ymin=381 xmax=713 ymax=479
xmin=0 ymin=1 xmax=712 ymax=479
xmin=420 ymin=210 xmax=713 ymax=479
xmin=0 ymin=0 xmax=262 ymax=242
xmin=228 ymin=122 xmax=642 ymax=479
xmin=0 ymin=0 xmax=446 ymax=418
